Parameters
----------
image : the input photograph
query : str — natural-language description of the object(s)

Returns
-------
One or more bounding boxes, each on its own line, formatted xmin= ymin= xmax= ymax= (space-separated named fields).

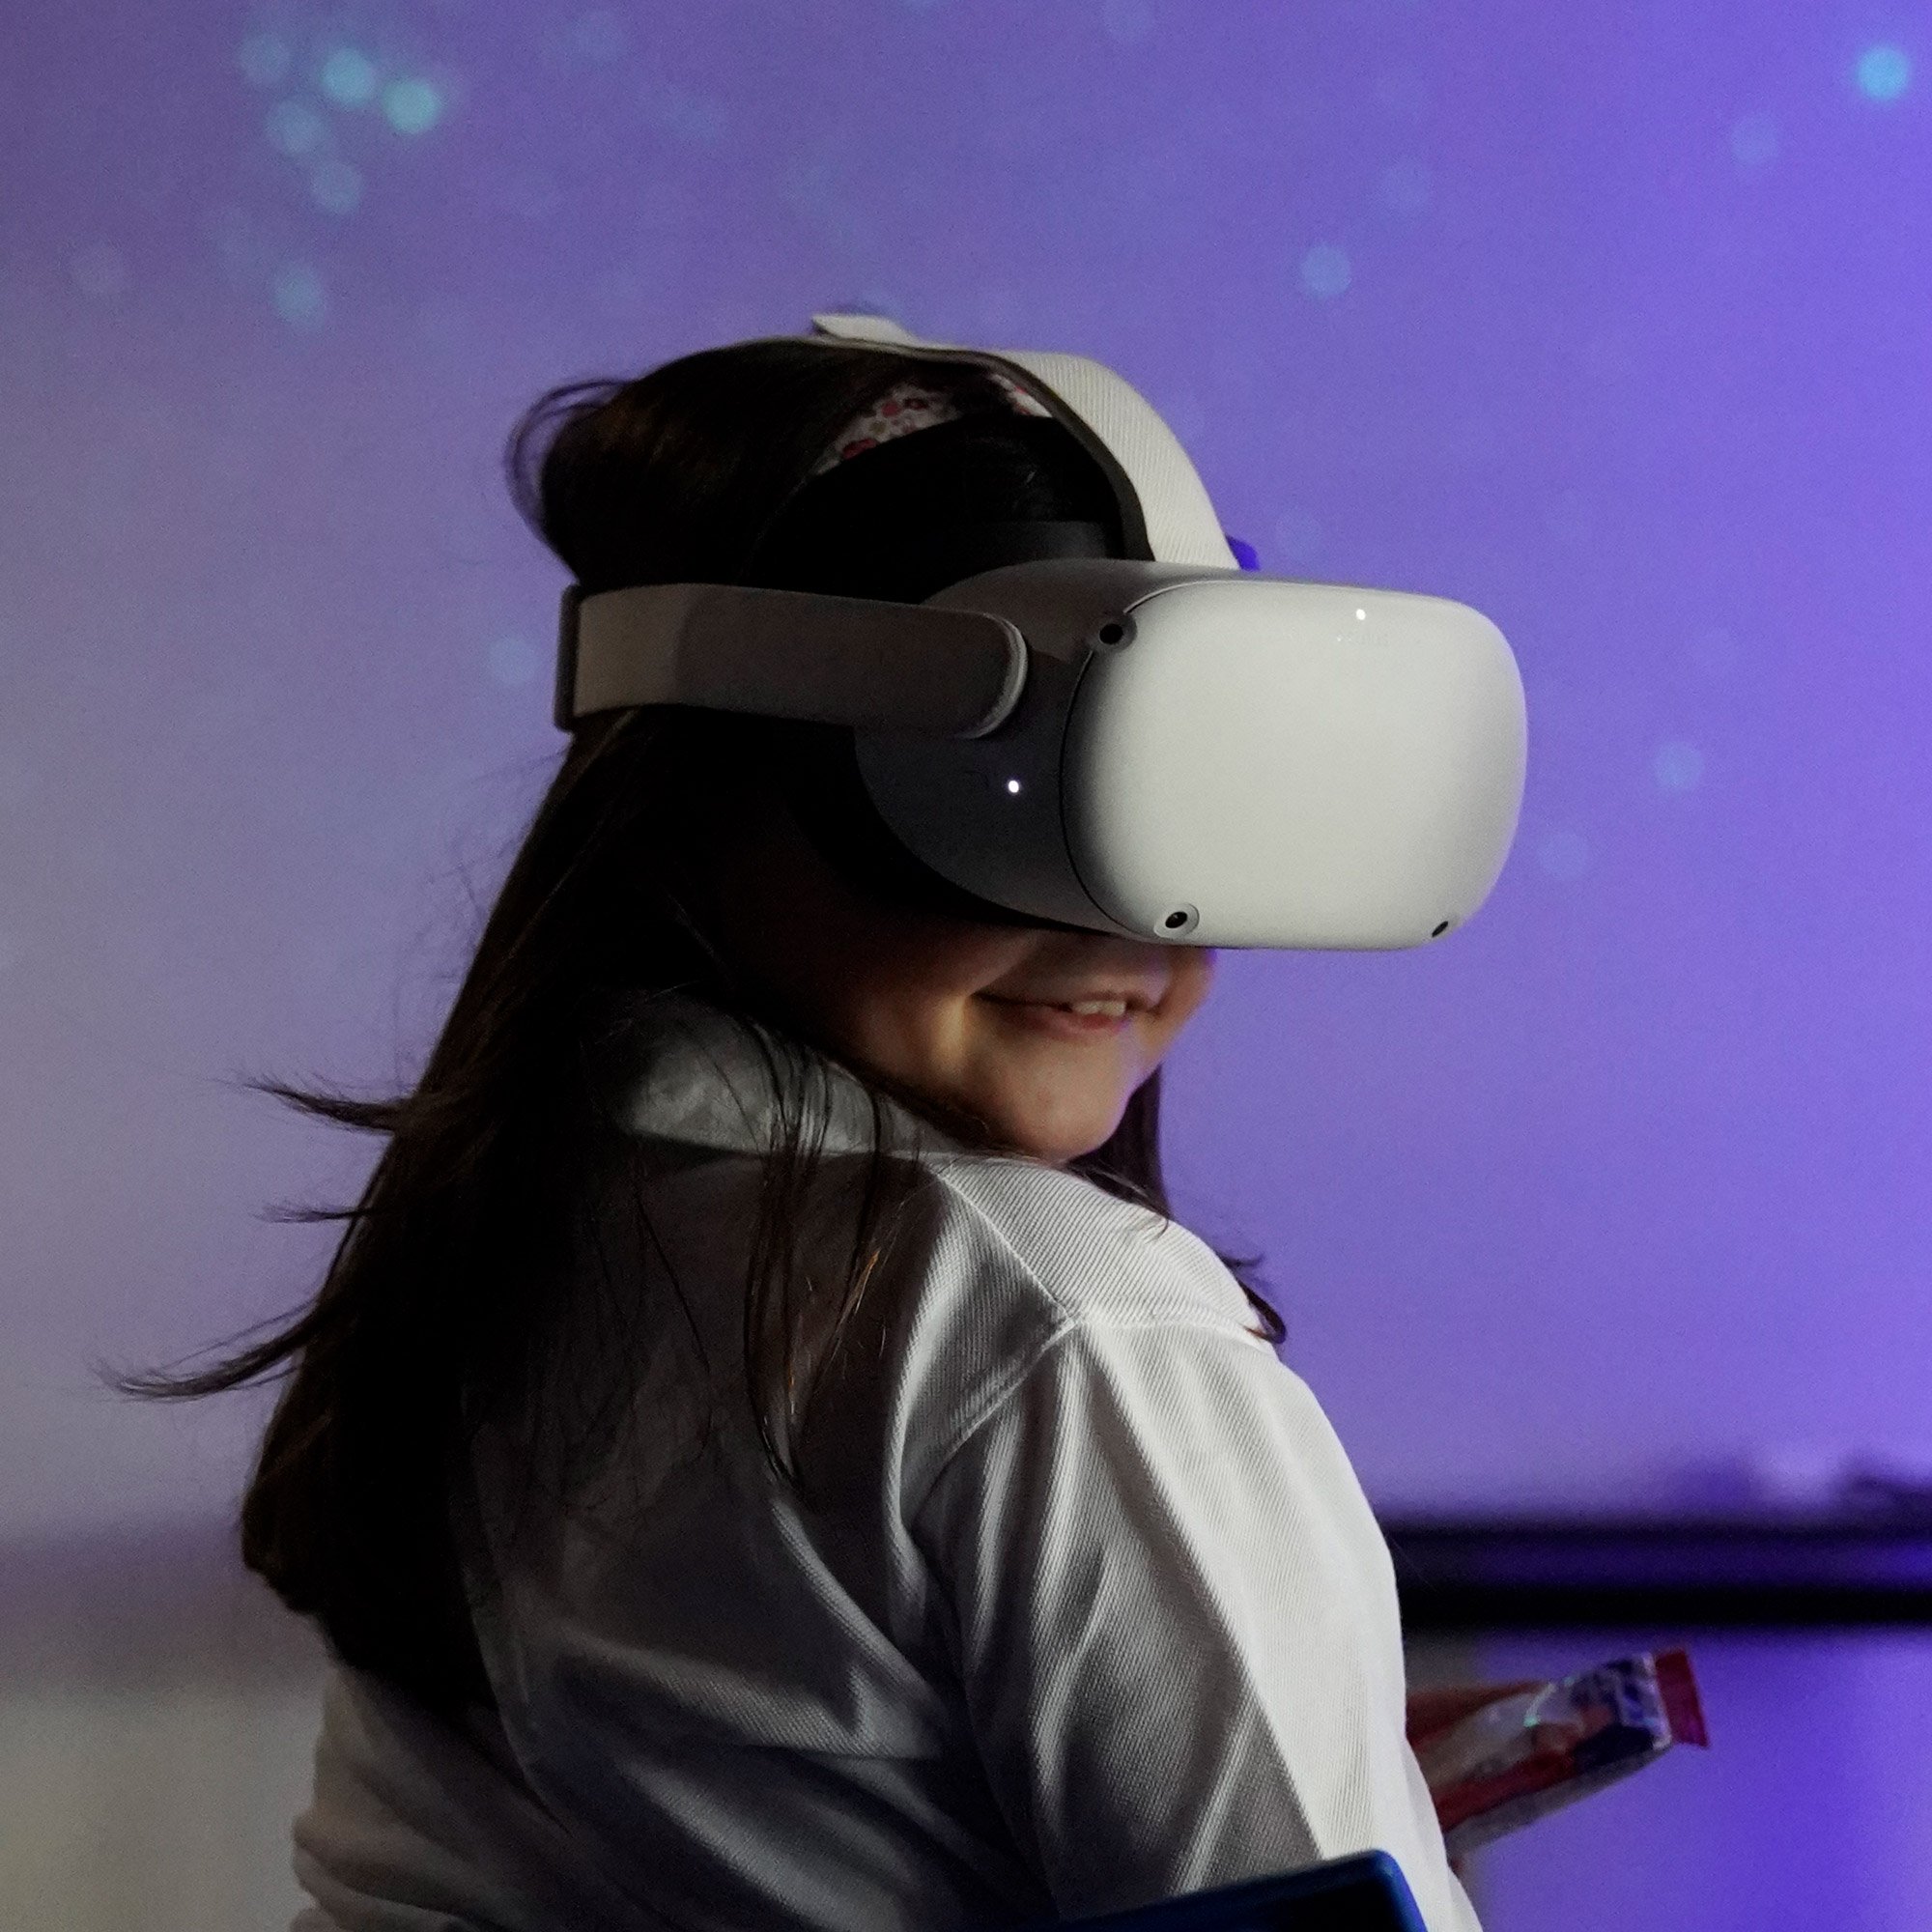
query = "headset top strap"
xmin=808 ymin=314 xmax=1236 ymax=571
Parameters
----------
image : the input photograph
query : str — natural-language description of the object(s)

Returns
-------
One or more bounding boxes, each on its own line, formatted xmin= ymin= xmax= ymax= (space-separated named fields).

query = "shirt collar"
xmin=596 ymin=992 xmax=961 ymax=1161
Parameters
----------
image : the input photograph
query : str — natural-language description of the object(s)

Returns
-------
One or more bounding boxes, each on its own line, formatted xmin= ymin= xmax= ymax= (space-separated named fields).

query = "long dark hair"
xmin=125 ymin=336 xmax=1279 ymax=1713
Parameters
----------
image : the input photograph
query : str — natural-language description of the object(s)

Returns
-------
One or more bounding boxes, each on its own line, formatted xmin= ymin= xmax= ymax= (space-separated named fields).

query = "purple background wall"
xmin=5 ymin=2 xmax=1929 ymax=1926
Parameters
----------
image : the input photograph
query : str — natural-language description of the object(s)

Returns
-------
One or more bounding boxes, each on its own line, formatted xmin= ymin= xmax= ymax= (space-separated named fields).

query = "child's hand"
xmin=1405 ymin=1686 xmax=1542 ymax=1889
xmin=1406 ymin=1681 xmax=1544 ymax=1747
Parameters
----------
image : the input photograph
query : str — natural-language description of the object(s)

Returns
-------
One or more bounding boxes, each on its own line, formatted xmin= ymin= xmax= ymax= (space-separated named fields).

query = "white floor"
xmin=16 ymin=1532 xmax=1918 ymax=1932
xmin=0 ymin=1520 xmax=326 ymax=1932
xmin=0 ymin=1672 xmax=326 ymax=1930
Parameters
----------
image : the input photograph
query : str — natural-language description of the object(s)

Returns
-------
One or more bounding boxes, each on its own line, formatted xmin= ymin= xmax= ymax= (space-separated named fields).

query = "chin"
xmin=986 ymin=1093 xmax=1128 ymax=1167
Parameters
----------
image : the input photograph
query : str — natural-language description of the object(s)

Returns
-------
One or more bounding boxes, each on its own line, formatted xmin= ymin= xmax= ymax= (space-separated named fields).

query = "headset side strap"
xmin=554 ymin=585 xmax=584 ymax=732
xmin=559 ymin=582 xmax=1028 ymax=738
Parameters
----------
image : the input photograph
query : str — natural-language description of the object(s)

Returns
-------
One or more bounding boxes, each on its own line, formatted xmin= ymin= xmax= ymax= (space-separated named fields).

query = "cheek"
xmin=718 ymin=805 xmax=1042 ymax=1060
xmin=1159 ymin=949 xmax=1217 ymax=1035
xmin=809 ymin=921 xmax=1045 ymax=1071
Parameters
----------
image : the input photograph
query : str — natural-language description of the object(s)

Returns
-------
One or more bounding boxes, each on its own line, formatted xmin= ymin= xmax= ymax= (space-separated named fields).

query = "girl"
xmin=148 ymin=333 xmax=1480 ymax=1930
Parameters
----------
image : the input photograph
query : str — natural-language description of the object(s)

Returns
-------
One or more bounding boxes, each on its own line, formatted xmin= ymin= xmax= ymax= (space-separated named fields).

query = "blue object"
xmin=1225 ymin=534 xmax=1261 ymax=571
xmin=1037 ymin=1851 xmax=1428 ymax=1931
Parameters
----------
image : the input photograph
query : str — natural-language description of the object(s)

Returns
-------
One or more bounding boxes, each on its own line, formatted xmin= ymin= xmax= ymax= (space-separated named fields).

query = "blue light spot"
xmin=1536 ymin=830 xmax=1590 ymax=881
xmin=1543 ymin=488 xmax=1592 ymax=544
xmin=271 ymin=262 xmax=326 ymax=329
xmin=1653 ymin=741 xmax=1705 ymax=793
xmin=321 ymin=47 xmax=381 ymax=108
xmin=239 ymin=32 xmax=294 ymax=87
xmin=70 ymin=243 xmax=129 ymax=300
xmin=1378 ymin=158 xmax=1432 ymax=215
xmin=266 ymin=99 xmax=327 ymax=157
xmin=488 ymin=636 xmax=540 ymax=687
xmin=569 ymin=10 xmax=629 ymax=63
xmin=383 ymin=77 xmax=444 ymax=134
xmin=1270 ymin=506 xmax=1323 ymax=567
xmin=310 ymin=158 xmax=363 ymax=214
xmin=204 ymin=203 xmax=261 ymax=289
xmin=1730 ymin=112 xmax=1777 ymax=166
xmin=1160 ymin=390 xmax=1207 ymax=444
xmin=500 ymin=169 xmax=563 ymax=221
xmin=1103 ymin=0 xmax=1157 ymax=43
xmin=646 ymin=85 xmax=727 ymax=144
xmin=1690 ymin=626 xmax=1739 ymax=675
xmin=1373 ymin=68 xmax=1427 ymax=117
xmin=1858 ymin=43 xmax=1912 ymax=99
xmin=1855 ymin=44 xmax=1901 ymax=99
xmin=1298 ymin=243 xmax=1351 ymax=300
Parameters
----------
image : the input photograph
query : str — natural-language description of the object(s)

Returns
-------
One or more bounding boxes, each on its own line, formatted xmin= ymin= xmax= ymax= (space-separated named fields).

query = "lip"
xmin=978 ymin=989 xmax=1155 ymax=1039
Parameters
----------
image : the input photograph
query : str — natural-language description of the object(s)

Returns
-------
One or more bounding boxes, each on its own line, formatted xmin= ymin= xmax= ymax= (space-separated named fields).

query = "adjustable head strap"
xmin=555 ymin=581 xmax=1028 ymax=735
xmin=808 ymin=313 xmax=1236 ymax=571
xmin=554 ymin=318 xmax=1233 ymax=734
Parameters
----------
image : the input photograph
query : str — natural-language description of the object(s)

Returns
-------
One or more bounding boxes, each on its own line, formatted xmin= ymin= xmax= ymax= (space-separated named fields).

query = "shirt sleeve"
xmin=910 ymin=1317 xmax=1481 ymax=1932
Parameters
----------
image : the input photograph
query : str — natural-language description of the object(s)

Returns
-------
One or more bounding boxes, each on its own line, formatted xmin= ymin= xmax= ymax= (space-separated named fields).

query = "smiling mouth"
xmin=979 ymin=991 xmax=1155 ymax=1034
xmin=982 ymin=990 xmax=1152 ymax=1012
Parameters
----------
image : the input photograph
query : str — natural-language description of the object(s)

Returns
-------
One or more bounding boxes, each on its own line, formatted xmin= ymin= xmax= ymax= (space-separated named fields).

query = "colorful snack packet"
xmin=1412 ymin=1650 xmax=1709 ymax=1858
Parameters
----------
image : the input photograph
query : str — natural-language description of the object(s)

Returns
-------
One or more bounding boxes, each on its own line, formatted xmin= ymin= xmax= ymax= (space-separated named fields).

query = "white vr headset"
xmin=554 ymin=313 xmax=1527 ymax=950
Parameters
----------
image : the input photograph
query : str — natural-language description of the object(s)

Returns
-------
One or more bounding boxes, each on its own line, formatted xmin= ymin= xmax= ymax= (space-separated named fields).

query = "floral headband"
xmin=808 ymin=369 xmax=1053 ymax=478
xmin=806 ymin=365 xmax=1263 ymax=570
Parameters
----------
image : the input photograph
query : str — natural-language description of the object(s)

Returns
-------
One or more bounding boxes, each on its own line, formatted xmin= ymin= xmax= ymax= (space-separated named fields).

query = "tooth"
xmin=1067 ymin=999 xmax=1127 ymax=1016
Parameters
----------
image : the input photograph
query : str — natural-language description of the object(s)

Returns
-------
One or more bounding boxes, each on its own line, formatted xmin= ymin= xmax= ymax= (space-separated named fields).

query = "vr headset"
xmin=554 ymin=313 xmax=1526 ymax=950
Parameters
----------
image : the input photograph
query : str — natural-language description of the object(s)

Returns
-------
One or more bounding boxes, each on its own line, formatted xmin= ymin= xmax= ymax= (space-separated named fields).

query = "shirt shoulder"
xmin=863 ymin=1152 xmax=1265 ymax=1494
xmin=920 ymin=1151 xmax=1259 ymax=1339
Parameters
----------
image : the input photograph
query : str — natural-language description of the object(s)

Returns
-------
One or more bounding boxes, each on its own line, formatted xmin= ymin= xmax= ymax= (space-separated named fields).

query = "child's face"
xmin=700 ymin=793 xmax=1214 ymax=1164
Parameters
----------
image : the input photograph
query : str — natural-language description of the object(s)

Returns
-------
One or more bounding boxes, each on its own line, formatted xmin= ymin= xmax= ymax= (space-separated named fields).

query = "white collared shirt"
xmin=291 ymin=999 xmax=1479 ymax=1932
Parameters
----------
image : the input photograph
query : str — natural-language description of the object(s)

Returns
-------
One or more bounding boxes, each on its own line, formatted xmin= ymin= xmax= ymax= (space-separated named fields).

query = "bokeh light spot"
xmin=489 ymin=636 xmax=540 ymax=687
xmin=500 ymin=168 xmax=563 ymax=221
xmin=1857 ymin=43 xmax=1912 ymax=100
xmin=1580 ymin=328 xmax=1634 ymax=383
xmin=1690 ymin=625 xmax=1739 ymax=675
xmin=647 ymin=85 xmax=727 ymax=143
xmin=238 ymin=32 xmax=294 ymax=88
xmin=1270 ymin=506 xmax=1323 ymax=568
xmin=310 ymin=158 xmax=364 ymax=214
xmin=1378 ymin=158 xmax=1432 ymax=215
xmin=271 ymin=262 xmax=327 ymax=329
xmin=1103 ymin=0 xmax=1157 ymax=44
xmin=415 ymin=296 xmax=474 ymax=356
xmin=204 ymin=203 xmax=262 ymax=289
xmin=267 ymin=99 xmax=327 ymax=157
xmin=569 ymin=10 xmax=629 ymax=63
xmin=1536 ymin=830 xmax=1590 ymax=881
xmin=1543 ymin=489 xmax=1592 ymax=544
xmin=383 ymin=77 xmax=444 ymax=134
xmin=1299 ymin=242 xmax=1351 ymax=299
xmin=1373 ymin=68 xmax=1427 ymax=117
xmin=70 ymin=243 xmax=130 ymax=301
xmin=1159 ymin=390 xmax=1207 ymax=444
xmin=1730 ymin=112 xmax=1777 ymax=166
xmin=1653 ymin=741 xmax=1705 ymax=793
xmin=0 ymin=746 xmax=33 ymax=807
xmin=321 ymin=47 xmax=381 ymax=108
